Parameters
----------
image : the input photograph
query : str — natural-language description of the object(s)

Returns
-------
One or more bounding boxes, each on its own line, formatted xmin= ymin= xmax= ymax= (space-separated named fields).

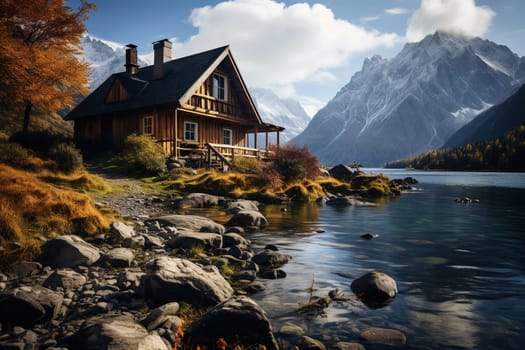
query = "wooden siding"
xmin=105 ymin=79 xmax=129 ymax=103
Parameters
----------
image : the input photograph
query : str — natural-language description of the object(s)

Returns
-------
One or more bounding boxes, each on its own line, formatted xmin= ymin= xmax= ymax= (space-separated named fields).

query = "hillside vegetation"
xmin=385 ymin=125 xmax=525 ymax=171
xmin=0 ymin=137 xmax=114 ymax=266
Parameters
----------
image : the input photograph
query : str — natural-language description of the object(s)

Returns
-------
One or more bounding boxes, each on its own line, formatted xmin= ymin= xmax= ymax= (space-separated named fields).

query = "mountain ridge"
xmin=293 ymin=31 xmax=525 ymax=166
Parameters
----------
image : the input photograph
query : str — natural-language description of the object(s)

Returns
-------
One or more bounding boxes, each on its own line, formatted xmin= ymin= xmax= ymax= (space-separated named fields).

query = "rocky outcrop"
xmin=40 ymin=235 xmax=100 ymax=268
xmin=253 ymin=250 xmax=292 ymax=269
xmin=102 ymin=248 xmax=135 ymax=268
xmin=141 ymin=256 xmax=234 ymax=307
xmin=329 ymin=164 xmax=363 ymax=182
xmin=225 ymin=199 xmax=259 ymax=214
xmin=184 ymin=296 xmax=278 ymax=350
xmin=109 ymin=221 xmax=136 ymax=242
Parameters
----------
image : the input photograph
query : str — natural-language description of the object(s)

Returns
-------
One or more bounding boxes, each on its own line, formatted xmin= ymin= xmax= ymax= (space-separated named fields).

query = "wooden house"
xmin=65 ymin=40 xmax=283 ymax=166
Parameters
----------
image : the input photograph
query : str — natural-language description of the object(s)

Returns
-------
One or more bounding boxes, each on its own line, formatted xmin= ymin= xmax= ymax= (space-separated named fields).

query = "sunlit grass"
xmin=0 ymin=163 xmax=111 ymax=267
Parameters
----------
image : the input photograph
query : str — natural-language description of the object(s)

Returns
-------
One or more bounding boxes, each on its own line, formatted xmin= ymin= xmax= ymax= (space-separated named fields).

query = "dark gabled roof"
xmin=65 ymin=46 xmax=231 ymax=120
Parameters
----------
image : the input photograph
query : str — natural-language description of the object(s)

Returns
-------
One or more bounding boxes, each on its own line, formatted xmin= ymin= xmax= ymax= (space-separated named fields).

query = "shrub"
xmin=268 ymin=144 xmax=321 ymax=183
xmin=48 ymin=142 xmax=84 ymax=173
xmin=120 ymin=134 xmax=166 ymax=175
xmin=231 ymin=156 xmax=263 ymax=175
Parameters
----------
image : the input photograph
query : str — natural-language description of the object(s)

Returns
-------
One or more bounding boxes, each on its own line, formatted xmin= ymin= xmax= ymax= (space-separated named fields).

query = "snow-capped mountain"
xmin=250 ymin=88 xmax=311 ymax=142
xmin=81 ymin=34 xmax=151 ymax=90
xmin=293 ymin=31 xmax=525 ymax=166
xmin=80 ymin=35 xmax=310 ymax=140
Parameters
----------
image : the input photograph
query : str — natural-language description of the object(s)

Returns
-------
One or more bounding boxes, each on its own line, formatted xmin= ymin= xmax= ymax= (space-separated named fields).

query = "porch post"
xmin=254 ymin=126 xmax=258 ymax=149
xmin=265 ymin=131 xmax=269 ymax=150
xmin=277 ymin=130 xmax=280 ymax=147
xmin=174 ymin=108 xmax=178 ymax=157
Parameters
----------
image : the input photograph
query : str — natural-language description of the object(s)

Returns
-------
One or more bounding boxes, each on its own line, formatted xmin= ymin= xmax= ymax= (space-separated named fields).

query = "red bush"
xmin=268 ymin=144 xmax=320 ymax=183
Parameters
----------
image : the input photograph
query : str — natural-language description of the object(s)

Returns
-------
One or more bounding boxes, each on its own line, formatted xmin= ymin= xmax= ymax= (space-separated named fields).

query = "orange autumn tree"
xmin=0 ymin=0 xmax=95 ymax=132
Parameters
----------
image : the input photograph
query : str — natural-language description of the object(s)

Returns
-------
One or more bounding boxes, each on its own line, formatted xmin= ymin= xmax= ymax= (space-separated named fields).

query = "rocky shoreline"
xmin=0 ymin=184 xmax=405 ymax=349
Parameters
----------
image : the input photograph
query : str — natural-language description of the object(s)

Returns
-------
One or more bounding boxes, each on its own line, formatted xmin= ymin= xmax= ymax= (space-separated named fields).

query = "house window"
xmin=212 ymin=74 xmax=227 ymax=101
xmin=184 ymin=122 xmax=198 ymax=141
xmin=223 ymin=129 xmax=232 ymax=145
xmin=143 ymin=116 xmax=153 ymax=135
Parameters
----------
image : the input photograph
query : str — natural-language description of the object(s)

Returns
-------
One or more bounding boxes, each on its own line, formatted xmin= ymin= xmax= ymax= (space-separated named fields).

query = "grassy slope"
xmin=0 ymin=160 xmax=116 ymax=266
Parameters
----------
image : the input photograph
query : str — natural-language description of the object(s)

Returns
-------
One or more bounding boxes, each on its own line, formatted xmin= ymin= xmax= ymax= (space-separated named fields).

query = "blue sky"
xmin=69 ymin=0 xmax=525 ymax=113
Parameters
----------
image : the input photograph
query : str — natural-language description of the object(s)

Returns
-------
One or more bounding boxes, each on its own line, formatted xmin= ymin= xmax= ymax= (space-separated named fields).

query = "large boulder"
xmin=43 ymin=269 xmax=87 ymax=291
xmin=174 ymin=193 xmax=220 ymax=208
xmin=0 ymin=290 xmax=45 ymax=328
xmin=141 ymin=256 xmax=234 ymax=307
xmin=24 ymin=286 xmax=64 ymax=323
xmin=351 ymin=272 xmax=397 ymax=307
xmin=71 ymin=314 xmax=169 ymax=350
xmin=184 ymin=296 xmax=278 ymax=350
xmin=40 ymin=235 xmax=100 ymax=268
xmin=165 ymin=231 xmax=223 ymax=250
xmin=152 ymin=215 xmax=225 ymax=234
xmin=225 ymin=199 xmax=259 ymax=214
xmin=253 ymin=250 xmax=292 ymax=269
xmin=226 ymin=210 xmax=269 ymax=229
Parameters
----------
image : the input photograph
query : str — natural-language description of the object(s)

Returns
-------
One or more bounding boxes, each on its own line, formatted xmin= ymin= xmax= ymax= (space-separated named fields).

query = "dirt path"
xmin=86 ymin=163 xmax=173 ymax=219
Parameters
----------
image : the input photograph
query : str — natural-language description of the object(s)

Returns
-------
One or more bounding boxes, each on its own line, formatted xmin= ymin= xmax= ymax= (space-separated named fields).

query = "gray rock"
xmin=174 ymin=193 xmax=220 ymax=208
xmin=117 ymin=270 xmax=145 ymax=290
xmin=4 ymin=261 xmax=42 ymax=278
xmin=351 ymin=272 xmax=397 ymax=307
xmin=225 ymin=199 xmax=259 ymax=214
xmin=0 ymin=291 xmax=45 ymax=328
xmin=40 ymin=235 xmax=100 ymax=268
xmin=102 ymin=248 xmax=135 ymax=268
xmin=333 ymin=342 xmax=366 ymax=350
xmin=25 ymin=286 xmax=64 ymax=323
xmin=226 ymin=210 xmax=269 ymax=228
xmin=278 ymin=322 xmax=305 ymax=337
xmin=222 ymin=232 xmax=249 ymax=248
xmin=72 ymin=314 xmax=169 ymax=350
xmin=253 ymin=250 xmax=292 ymax=269
xmin=165 ymin=231 xmax=222 ymax=250
xmin=140 ymin=302 xmax=180 ymax=331
xmin=42 ymin=269 xmax=87 ymax=291
xmin=300 ymin=336 xmax=326 ymax=350
xmin=122 ymin=235 xmax=145 ymax=249
xmin=110 ymin=221 xmax=135 ymax=241
xmin=225 ymin=226 xmax=245 ymax=234
xmin=359 ymin=327 xmax=406 ymax=345
xmin=141 ymin=256 xmax=234 ymax=307
xmin=184 ymin=296 xmax=278 ymax=350
xmin=143 ymin=234 xmax=163 ymax=249
xmin=258 ymin=269 xmax=287 ymax=279
xmin=152 ymin=215 xmax=225 ymax=234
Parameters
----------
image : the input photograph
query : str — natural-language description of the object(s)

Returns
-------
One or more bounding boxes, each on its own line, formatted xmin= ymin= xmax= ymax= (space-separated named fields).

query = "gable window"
xmin=223 ymin=129 xmax=232 ymax=145
xmin=184 ymin=122 xmax=198 ymax=141
xmin=212 ymin=74 xmax=227 ymax=101
xmin=143 ymin=116 xmax=153 ymax=135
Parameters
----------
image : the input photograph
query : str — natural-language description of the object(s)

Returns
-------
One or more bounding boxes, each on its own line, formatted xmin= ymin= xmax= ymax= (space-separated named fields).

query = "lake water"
xmin=244 ymin=170 xmax=525 ymax=349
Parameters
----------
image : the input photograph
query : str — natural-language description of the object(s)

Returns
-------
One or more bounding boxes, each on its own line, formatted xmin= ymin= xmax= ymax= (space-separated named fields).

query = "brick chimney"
xmin=125 ymin=44 xmax=139 ymax=74
xmin=153 ymin=39 xmax=172 ymax=79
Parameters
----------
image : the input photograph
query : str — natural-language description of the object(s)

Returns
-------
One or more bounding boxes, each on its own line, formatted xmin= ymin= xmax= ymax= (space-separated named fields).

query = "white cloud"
xmin=173 ymin=0 xmax=401 ymax=92
xmin=385 ymin=8 xmax=409 ymax=15
xmin=406 ymin=0 xmax=495 ymax=42
xmin=361 ymin=15 xmax=380 ymax=22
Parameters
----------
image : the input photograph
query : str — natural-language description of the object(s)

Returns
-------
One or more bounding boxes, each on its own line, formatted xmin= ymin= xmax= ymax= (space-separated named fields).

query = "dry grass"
xmin=0 ymin=164 xmax=110 ymax=266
